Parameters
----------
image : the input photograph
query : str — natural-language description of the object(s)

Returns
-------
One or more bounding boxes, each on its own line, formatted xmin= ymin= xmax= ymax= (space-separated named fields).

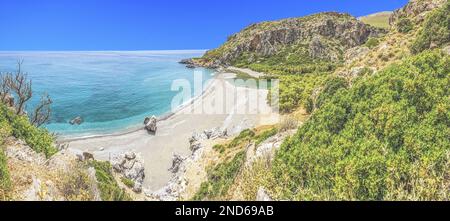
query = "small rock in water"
xmin=69 ymin=116 xmax=83 ymax=125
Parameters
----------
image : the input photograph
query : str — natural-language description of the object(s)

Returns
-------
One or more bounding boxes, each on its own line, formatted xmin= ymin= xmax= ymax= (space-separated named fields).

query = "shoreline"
xmin=58 ymin=70 xmax=220 ymax=143
xmin=66 ymin=67 xmax=278 ymax=192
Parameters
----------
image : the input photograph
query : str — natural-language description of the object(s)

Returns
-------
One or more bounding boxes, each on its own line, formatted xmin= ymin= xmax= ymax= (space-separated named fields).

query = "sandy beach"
xmin=65 ymin=70 xmax=279 ymax=191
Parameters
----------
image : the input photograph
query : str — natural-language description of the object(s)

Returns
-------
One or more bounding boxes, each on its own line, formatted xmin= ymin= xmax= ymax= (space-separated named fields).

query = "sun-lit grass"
xmin=359 ymin=12 xmax=392 ymax=29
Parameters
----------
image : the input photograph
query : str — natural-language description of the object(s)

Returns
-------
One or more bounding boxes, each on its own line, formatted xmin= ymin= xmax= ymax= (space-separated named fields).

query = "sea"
xmin=0 ymin=50 xmax=215 ymax=138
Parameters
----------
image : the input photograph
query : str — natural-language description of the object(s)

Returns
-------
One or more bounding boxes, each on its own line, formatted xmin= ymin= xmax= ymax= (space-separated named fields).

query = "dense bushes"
xmin=0 ymin=148 xmax=10 ymax=200
xmin=365 ymin=37 xmax=380 ymax=49
xmin=90 ymin=160 xmax=131 ymax=201
xmin=396 ymin=17 xmax=414 ymax=33
xmin=0 ymin=104 xmax=56 ymax=158
xmin=272 ymin=50 xmax=450 ymax=200
xmin=411 ymin=2 xmax=450 ymax=54
xmin=270 ymin=73 xmax=330 ymax=113
xmin=193 ymin=151 xmax=246 ymax=200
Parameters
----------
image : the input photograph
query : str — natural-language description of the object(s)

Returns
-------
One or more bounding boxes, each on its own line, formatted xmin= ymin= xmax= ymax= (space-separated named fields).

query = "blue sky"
xmin=0 ymin=0 xmax=408 ymax=51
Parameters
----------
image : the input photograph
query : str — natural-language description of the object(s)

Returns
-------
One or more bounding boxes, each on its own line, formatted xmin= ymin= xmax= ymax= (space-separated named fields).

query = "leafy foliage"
xmin=411 ymin=2 xmax=450 ymax=54
xmin=396 ymin=17 xmax=414 ymax=33
xmin=193 ymin=151 xmax=246 ymax=200
xmin=273 ymin=50 xmax=450 ymax=200
xmin=0 ymin=104 xmax=57 ymax=158
xmin=90 ymin=160 xmax=131 ymax=201
xmin=0 ymin=148 xmax=10 ymax=200
xmin=365 ymin=37 xmax=380 ymax=49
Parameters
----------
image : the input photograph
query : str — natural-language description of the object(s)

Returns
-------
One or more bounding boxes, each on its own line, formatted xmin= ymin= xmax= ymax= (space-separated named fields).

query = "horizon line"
xmin=0 ymin=49 xmax=210 ymax=53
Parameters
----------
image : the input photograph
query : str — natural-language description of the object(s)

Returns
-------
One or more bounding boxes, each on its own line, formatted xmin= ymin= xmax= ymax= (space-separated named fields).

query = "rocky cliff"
xmin=189 ymin=12 xmax=385 ymax=68
xmin=389 ymin=0 xmax=446 ymax=26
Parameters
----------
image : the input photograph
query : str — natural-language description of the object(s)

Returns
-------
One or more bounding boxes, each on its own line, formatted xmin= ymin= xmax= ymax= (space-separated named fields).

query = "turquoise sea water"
xmin=0 ymin=51 xmax=214 ymax=137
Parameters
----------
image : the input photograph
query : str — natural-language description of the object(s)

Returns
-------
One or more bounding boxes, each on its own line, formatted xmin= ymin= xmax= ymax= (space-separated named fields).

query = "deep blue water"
xmin=0 ymin=51 xmax=214 ymax=137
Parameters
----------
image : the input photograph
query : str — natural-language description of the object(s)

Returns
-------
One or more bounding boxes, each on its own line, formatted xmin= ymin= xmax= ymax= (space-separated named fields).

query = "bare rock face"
xmin=309 ymin=36 xmax=340 ymax=61
xmin=344 ymin=46 xmax=370 ymax=64
xmin=110 ymin=151 xmax=145 ymax=193
xmin=199 ymin=12 xmax=384 ymax=66
xmin=168 ymin=154 xmax=185 ymax=174
xmin=144 ymin=116 xmax=157 ymax=133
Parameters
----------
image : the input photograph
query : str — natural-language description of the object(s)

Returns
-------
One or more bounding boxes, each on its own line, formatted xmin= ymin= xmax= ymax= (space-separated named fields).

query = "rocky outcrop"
xmin=195 ymin=12 xmax=385 ymax=67
xmin=110 ymin=151 xmax=145 ymax=193
xmin=189 ymin=127 xmax=228 ymax=153
xmin=144 ymin=116 xmax=157 ymax=133
xmin=344 ymin=46 xmax=370 ymax=64
xmin=168 ymin=153 xmax=185 ymax=174
xmin=389 ymin=0 xmax=446 ymax=26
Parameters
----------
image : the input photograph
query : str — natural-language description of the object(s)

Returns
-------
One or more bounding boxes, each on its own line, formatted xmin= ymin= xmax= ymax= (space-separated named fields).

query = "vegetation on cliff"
xmin=273 ymin=50 xmax=449 ymax=200
xmin=411 ymin=1 xmax=450 ymax=54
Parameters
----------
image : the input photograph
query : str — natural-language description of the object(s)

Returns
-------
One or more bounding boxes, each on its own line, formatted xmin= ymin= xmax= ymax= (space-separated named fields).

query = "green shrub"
xmin=90 ymin=160 xmax=132 ymax=201
xmin=411 ymin=2 xmax=450 ymax=54
xmin=365 ymin=37 xmax=380 ymax=49
xmin=0 ymin=148 xmax=11 ymax=200
xmin=120 ymin=177 xmax=135 ymax=189
xmin=273 ymin=50 xmax=450 ymax=200
xmin=212 ymin=144 xmax=226 ymax=153
xmin=396 ymin=17 xmax=413 ymax=33
xmin=193 ymin=151 xmax=246 ymax=200
xmin=255 ymin=128 xmax=278 ymax=146
xmin=228 ymin=129 xmax=255 ymax=148
xmin=315 ymin=76 xmax=349 ymax=110
xmin=0 ymin=104 xmax=57 ymax=158
xmin=59 ymin=165 xmax=95 ymax=201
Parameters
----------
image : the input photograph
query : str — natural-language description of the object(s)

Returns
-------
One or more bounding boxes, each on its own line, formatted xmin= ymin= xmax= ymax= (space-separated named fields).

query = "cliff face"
xmin=389 ymin=0 xmax=446 ymax=26
xmin=193 ymin=12 xmax=385 ymax=68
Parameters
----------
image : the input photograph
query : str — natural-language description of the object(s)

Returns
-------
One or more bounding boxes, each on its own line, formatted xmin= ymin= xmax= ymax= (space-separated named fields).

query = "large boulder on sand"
xmin=144 ymin=116 xmax=157 ymax=133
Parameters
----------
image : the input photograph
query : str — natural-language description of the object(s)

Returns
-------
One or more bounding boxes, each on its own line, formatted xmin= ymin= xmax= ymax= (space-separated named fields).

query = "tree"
xmin=2 ymin=61 xmax=53 ymax=127
xmin=7 ymin=61 xmax=32 ymax=115
xmin=0 ymin=73 xmax=12 ymax=103
xmin=30 ymin=93 xmax=53 ymax=127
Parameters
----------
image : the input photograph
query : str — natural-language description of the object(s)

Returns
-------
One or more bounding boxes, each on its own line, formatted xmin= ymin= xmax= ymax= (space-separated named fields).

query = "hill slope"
xmin=190 ymin=12 xmax=385 ymax=69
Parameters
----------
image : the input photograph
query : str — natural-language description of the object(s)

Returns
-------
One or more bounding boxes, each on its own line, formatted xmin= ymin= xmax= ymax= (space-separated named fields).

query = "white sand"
xmin=65 ymin=72 xmax=279 ymax=191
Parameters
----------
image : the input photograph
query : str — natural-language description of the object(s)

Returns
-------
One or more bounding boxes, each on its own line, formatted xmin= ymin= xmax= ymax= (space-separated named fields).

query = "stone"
xmin=144 ymin=115 xmax=158 ymax=133
xmin=69 ymin=116 xmax=83 ymax=125
xmin=190 ymin=142 xmax=202 ymax=153
xmin=111 ymin=154 xmax=126 ymax=172
xmin=125 ymin=151 xmax=136 ymax=160
xmin=110 ymin=151 xmax=145 ymax=193
xmin=256 ymin=187 xmax=273 ymax=201
xmin=169 ymin=154 xmax=185 ymax=174
xmin=123 ymin=159 xmax=136 ymax=170
xmin=82 ymin=152 xmax=94 ymax=161
xmin=344 ymin=46 xmax=370 ymax=64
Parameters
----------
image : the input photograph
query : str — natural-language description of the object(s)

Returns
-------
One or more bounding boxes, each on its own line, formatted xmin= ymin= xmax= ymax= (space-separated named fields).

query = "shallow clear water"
xmin=0 ymin=51 xmax=214 ymax=137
